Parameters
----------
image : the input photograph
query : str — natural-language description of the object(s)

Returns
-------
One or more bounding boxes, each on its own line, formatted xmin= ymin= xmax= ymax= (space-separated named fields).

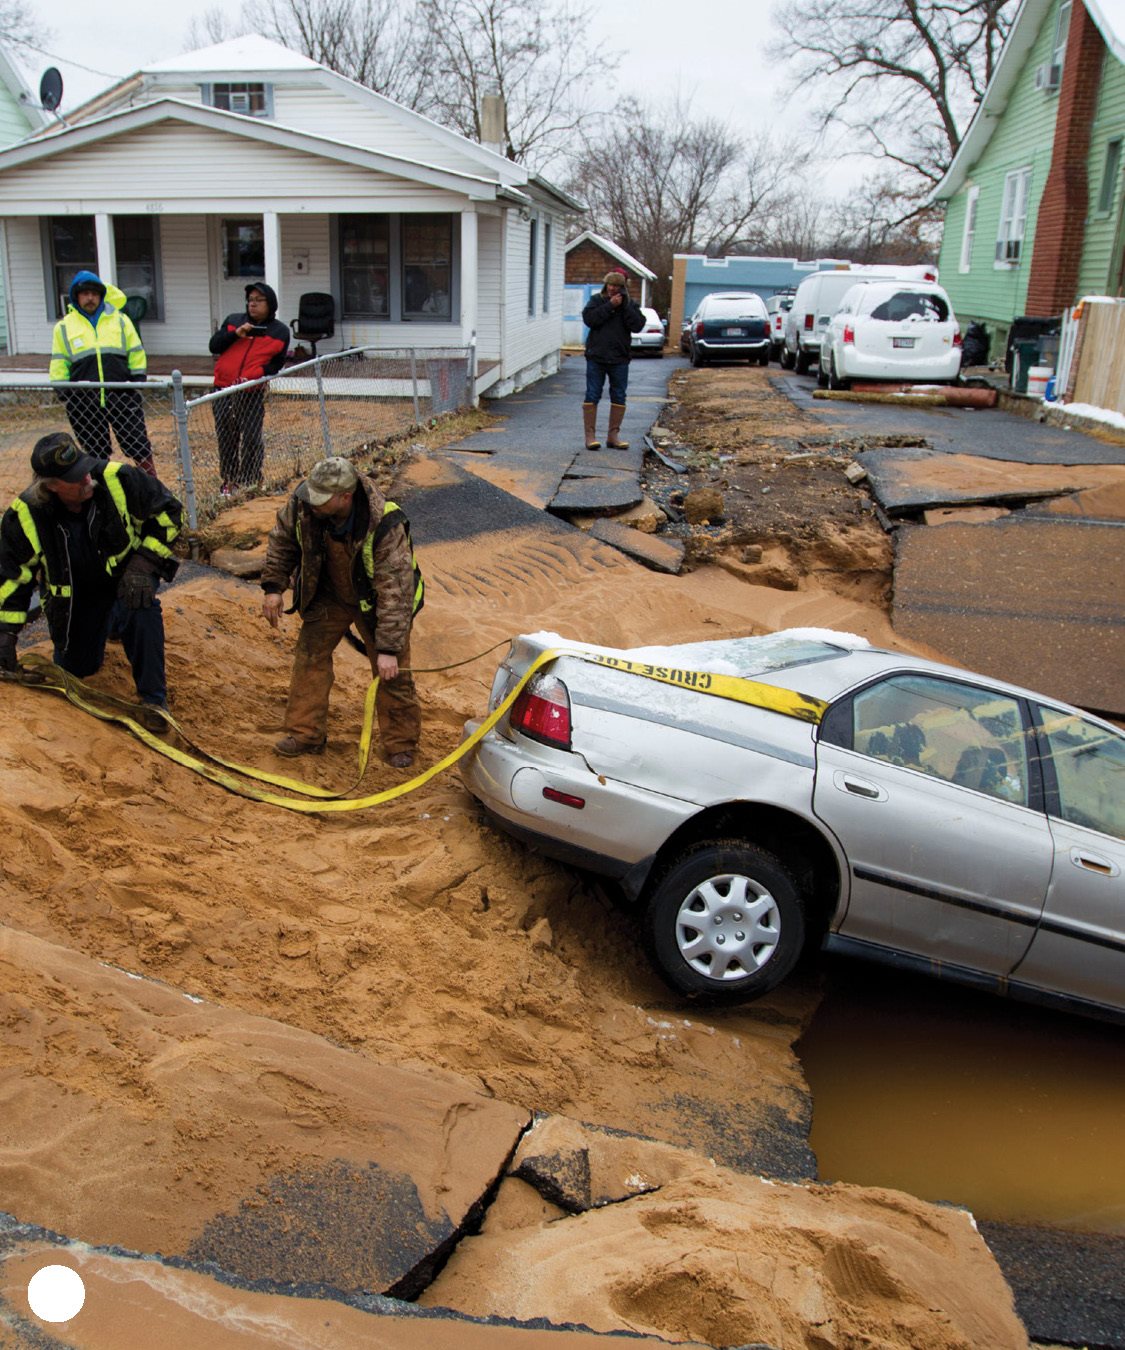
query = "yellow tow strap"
xmin=8 ymin=646 xmax=825 ymax=814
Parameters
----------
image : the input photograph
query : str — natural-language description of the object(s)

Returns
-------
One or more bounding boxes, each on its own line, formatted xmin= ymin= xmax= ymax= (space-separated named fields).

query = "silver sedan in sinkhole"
xmin=461 ymin=629 xmax=1124 ymax=1022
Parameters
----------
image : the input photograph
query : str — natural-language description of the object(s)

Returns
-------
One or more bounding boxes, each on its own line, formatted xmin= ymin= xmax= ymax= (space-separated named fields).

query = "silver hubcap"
xmin=675 ymin=873 xmax=780 ymax=982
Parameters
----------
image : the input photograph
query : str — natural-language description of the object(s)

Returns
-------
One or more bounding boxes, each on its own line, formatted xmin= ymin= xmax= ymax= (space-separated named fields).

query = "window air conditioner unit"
xmin=229 ymin=92 xmax=252 ymax=114
xmin=1035 ymin=62 xmax=1062 ymax=90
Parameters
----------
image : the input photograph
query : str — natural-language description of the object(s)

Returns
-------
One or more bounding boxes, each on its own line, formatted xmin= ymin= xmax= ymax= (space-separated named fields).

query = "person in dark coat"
xmin=209 ymin=282 xmax=290 ymax=492
xmin=581 ymin=270 xmax=645 ymax=450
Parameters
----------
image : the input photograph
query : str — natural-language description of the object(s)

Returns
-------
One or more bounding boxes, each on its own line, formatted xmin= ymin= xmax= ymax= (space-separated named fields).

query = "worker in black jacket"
xmin=581 ymin=270 xmax=645 ymax=451
xmin=0 ymin=432 xmax=182 ymax=710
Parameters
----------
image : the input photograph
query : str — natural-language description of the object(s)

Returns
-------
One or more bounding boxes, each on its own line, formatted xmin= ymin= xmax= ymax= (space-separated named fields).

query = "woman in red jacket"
xmin=208 ymin=282 xmax=290 ymax=492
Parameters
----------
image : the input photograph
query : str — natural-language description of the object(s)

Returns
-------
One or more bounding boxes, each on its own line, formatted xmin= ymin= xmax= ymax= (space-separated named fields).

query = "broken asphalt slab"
xmin=858 ymin=445 xmax=1125 ymax=516
xmin=0 ymin=923 xmax=528 ymax=1301
xmin=776 ymin=374 xmax=1125 ymax=465
xmin=893 ymin=517 xmax=1125 ymax=715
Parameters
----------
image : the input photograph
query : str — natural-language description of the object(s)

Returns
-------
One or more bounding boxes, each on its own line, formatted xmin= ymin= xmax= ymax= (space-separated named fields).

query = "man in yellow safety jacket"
xmin=49 ymin=270 xmax=156 ymax=475
xmin=0 ymin=432 xmax=182 ymax=710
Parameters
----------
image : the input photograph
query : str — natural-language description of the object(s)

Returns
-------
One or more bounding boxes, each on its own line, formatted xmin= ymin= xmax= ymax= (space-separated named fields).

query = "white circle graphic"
xmin=27 ymin=1265 xmax=86 ymax=1322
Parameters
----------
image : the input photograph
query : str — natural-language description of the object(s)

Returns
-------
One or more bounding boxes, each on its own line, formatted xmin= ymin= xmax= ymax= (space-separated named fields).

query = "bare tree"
xmin=2 ymin=0 xmax=48 ymax=52
xmin=568 ymin=96 xmax=807 ymax=314
xmin=772 ymin=0 xmax=1016 ymax=193
xmin=415 ymin=0 xmax=618 ymax=168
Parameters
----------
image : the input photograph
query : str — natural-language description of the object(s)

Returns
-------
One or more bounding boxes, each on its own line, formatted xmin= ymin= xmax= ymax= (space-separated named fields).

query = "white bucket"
xmin=1027 ymin=365 xmax=1053 ymax=398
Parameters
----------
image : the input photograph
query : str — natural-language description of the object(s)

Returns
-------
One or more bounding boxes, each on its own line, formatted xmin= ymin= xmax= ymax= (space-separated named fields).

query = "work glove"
xmin=118 ymin=556 xmax=158 ymax=610
xmin=0 ymin=631 xmax=17 ymax=673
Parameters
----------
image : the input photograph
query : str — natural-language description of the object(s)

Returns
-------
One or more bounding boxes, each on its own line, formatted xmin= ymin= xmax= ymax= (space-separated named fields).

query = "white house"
xmin=0 ymin=42 xmax=49 ymax=351
xmin=0 ymin=35 xmax=582 ymax=398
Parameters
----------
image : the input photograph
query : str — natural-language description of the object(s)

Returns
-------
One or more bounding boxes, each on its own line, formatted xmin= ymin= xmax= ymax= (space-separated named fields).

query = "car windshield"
xmin=706 ymin=297 xmax=764 ymax=318
xmin=868 ymin=291 xmax=949 ymax=323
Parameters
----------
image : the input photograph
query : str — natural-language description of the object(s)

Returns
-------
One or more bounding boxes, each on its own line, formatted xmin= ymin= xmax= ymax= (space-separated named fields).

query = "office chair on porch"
xmin=290 ymin=292 xmax=336 ymax=358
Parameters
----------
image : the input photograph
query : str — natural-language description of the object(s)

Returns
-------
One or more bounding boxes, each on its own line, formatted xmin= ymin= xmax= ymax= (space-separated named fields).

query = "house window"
xmin=341 ymin=215 xmax=390 ymax=318
xmin=542 ymin=221 xmax=552 ymax=312
xmin=46 ymin=216 xmax=97 ymax=317
xmin=1097 ymin=139 xmax=1122 ymax=215
xmin=114 ymin=215 xmax=163 ymax=321
xmin=221 ymin=219 xmax=265 ymax=280
xmin=402 ymin=214 xmax=452 ymax=319
xmin=206 ymin=82 xmax=272 ymax=118
xmin=1053 ymin=0 xmax=1072 ymax=68
xmin=959 ymin=185 xmax=980 ymax=273
xmin=995 ymin=168 xmax=1031 ymax=267
xmin=528 ymin=217 xmax=538 ymax=316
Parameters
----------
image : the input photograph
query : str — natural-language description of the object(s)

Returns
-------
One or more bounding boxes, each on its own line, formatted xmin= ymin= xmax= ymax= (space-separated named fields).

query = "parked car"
xmin=766 ymin=291 xmax=795 ymax=360
xmin=820 ymin=281 xmax=962 ymax=389
xmin=462 ymin=629 xmax=1124 ymax=1022
xmin=679 ymin=317 xmax=693 ymax=355
xmin=686 ymin=292 xmax=770 ymax=366
xmin=782 ymin=265 xmax=938 ymax=374
xmin=631 ymin=306 xmax=667 ymax=356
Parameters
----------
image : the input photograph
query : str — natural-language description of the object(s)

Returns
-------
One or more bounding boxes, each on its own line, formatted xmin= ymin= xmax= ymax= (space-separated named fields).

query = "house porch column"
xmin=460 ymin=208 xmax=478 ymax=352
xmin=263 ymin=210 xmax=282 ymax=323
xmin=94 ymin=214 xmax=116 ymax=287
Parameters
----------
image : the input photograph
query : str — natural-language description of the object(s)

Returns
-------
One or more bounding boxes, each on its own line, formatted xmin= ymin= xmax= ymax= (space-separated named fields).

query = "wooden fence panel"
xmin=1072 ymin=301 xmax=1125 ymax=413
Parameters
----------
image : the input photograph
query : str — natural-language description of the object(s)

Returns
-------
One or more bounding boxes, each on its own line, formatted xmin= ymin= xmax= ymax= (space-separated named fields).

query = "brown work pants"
xmin=284 ymin=594 xmax=421 ymax=755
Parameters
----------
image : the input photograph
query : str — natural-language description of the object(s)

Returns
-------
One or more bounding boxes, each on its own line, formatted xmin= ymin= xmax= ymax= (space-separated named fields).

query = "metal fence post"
xmin=409 ymin=350 xmax=420 ymax=423
xmin=314 ymin=356 xmax=333 ymax=458
xmin=171 ymin=370 xmax=197 ymax=531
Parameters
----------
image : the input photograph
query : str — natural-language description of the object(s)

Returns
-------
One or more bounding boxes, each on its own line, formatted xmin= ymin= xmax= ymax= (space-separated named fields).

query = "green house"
xmin=0 ymin=45 xmax=47 ymax=351
xmin=932 ymin=0 xmax=1125 ymax=356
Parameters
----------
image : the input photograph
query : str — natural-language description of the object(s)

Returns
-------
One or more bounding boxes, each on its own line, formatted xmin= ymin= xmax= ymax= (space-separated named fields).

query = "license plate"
xmin=722 ymin=327 xmax=744 ymax=336
xmin=892 ymin=337 xmax=915 ymax=349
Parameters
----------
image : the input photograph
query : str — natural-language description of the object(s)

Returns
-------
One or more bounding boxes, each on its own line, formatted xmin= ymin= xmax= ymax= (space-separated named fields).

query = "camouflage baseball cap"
xmin=297 ymin=457 xmax=359 ymax=506
xmin=31 ymin=432 xmax=98 ymax=483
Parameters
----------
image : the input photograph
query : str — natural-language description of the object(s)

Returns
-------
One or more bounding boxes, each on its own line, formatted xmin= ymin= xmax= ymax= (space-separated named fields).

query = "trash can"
xmin=1012 ymin=341 xmax=1039 ymax=394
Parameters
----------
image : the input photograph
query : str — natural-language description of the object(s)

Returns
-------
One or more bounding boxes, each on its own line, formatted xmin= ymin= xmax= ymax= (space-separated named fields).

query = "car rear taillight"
xmin=953 ymin=329 xmax=963 ymax=347
xmin=843 ymin=324 xmax=855 ymax=345
xmin=803 ymin=313 xmax=814 ymax=331
xmin=509 ymin=674 xmax=572 ymax=749
xmin=694 ymin=320 xmax=704 ymax=337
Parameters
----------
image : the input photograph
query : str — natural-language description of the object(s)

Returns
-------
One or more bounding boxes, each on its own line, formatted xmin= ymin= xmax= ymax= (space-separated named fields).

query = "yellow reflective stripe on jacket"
xmin=0 ymin=499 xmax=49 ymax=623
xmin=360 ymin=501 xmax=424 ymax=616
xmin=581 ymin=653 xmax=828 ymax=725
xmin=49 ymin=309 xmax=141 ymax=402
xmin=102 ymin=463 xmax=139 ymax=571
xmin=125 ymin=314 xmax=146 ymax=375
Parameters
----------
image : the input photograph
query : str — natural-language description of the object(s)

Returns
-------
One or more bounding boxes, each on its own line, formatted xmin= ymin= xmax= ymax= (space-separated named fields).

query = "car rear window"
xmin=625 ymin=633 xmax=861 ymax=678
xmin=705 ymin=297 xmax=766 ymax=318
xmin=868 ymin=291 xmax=949 ymax=322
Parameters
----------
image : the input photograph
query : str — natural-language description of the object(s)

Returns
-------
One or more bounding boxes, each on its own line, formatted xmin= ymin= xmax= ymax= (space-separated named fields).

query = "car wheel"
xmin=758 ymin=349 xmax=769 ymax=366
xmin=817 ymin=357 xmax=829 ymax=388
xmin=644 ymin=841 xmax=805 ymax=1003
xmin=795 ymin=347 xmax=812 ymax=375
xmin=828 ymin=353 xmax=849 ymax=392
xmin=691 ymin=345 xmax=706 ymax=368
xmin=780 ymin=345 xmax=795 ymax=370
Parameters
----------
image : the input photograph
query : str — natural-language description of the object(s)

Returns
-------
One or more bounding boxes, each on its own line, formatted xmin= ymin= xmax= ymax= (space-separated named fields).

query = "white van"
xmin=781 ymin=265 xmax=938 ymax=373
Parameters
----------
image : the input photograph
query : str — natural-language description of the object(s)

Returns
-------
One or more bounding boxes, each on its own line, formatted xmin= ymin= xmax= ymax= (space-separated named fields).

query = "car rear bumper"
xmin=460 ymin=720 xmax=694 ymax=872
xmin=697 ymin=338 xmax=769 ymax=357
xmin=840 ymin=350 xmax=962 ymax=381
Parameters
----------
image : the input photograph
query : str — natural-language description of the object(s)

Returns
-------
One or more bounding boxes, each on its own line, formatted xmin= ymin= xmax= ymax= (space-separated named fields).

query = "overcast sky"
xmin=10 ymin=0 xmax=855 ymax=189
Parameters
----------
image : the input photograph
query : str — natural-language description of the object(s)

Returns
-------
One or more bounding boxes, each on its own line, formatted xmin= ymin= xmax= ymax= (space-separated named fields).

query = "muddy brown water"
xmin=797 ymin=961 xmax=1125 ymax=1234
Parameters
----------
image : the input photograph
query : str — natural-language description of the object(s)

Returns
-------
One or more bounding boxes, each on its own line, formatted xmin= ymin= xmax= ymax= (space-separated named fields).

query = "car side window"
xmin=846 ymin=675 xmax=1031 ymax=805
xmin=1034 ymin=705 xmax=1125 ymax=840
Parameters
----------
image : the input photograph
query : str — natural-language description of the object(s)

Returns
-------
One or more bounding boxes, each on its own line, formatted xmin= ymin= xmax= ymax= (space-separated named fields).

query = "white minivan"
xmin=781 ymin=265 xmax=939 ymax=374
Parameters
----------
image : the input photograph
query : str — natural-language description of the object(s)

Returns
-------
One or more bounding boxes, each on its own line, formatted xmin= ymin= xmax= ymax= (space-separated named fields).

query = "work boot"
xmin=388 ymin=751 xmax=414 ymax=769
xmin=582 ymin=401 xmax=601 ymax=451
xmin=274 ymin=734 xmax=326 ymax=757
xmin=133 ymin=454 xmax=158 ymax=478
xmin=607 ymin=403 xmax=629 ymax=449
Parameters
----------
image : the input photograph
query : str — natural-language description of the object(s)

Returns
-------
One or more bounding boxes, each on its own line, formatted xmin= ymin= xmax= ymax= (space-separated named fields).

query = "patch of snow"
xmin=1056 ymin=401 xmax=1125 ymax=431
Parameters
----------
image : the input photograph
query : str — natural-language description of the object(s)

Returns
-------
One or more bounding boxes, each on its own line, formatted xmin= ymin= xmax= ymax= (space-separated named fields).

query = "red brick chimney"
xmin=1026 ymin=1 xmax=1106 ymax=313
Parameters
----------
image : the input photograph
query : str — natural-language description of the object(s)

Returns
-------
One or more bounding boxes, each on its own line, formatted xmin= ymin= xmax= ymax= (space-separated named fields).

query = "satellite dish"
xmin=39 ymin=68 xmax=64 ymax=113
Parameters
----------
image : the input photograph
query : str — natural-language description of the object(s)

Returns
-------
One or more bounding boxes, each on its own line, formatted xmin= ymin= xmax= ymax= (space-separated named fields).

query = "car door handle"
xmin=833 ymin=770 xmax=887 ymax=802
xmin=1070 ymin=847 xmax=1119 ymax=877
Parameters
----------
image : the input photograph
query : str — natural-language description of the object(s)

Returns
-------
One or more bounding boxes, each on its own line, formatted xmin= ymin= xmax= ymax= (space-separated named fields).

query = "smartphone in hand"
xmin=247 ymin=324 xmax=269 ymax=335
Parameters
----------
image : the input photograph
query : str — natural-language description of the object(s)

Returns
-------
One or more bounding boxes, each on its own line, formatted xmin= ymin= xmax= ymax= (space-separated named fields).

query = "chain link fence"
xmin=0 ymin=344 xmax=474 ymax=528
